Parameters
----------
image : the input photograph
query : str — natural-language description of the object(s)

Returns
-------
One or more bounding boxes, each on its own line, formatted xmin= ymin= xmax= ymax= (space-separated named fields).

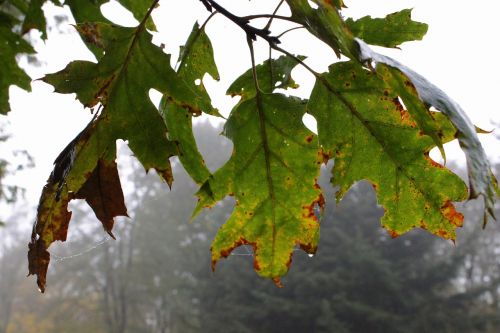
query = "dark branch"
xmin=199 ymin=0 xmax=281 ymax=45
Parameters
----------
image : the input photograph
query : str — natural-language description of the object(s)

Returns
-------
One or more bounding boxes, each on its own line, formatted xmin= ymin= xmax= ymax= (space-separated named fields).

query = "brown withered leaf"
xmin=75 ymin=158 xmax=128 ymax=238
xmin=28 ymin=116 xmax=127 ymax=292
xmin=27 ymin=240 xmax=50 ymax=293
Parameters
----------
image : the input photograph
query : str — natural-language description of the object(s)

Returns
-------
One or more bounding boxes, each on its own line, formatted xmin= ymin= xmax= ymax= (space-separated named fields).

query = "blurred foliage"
xmin=0 ymin=123 xmax=33 ymax=210
xmin=1 ymin=123 xmax=499 ymax=332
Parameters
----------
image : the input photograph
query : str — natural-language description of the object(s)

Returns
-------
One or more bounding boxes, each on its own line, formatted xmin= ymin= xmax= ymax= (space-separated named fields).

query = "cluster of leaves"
xmin=0 ymin=0 xmax=498 ymax=292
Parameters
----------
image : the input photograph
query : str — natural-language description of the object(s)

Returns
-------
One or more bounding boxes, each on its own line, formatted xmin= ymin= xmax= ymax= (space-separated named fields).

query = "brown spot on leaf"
xmin=273 ymin=277 xmax=284 ymax=288
xmin=300 ymin=242 xmax=317 ymax=254
xmin=387 ymin=229 xmax=399 ymax=238
xmin=391 ymin=97 xmax=416 ymax=127
xmin=318 ymin=148 xmax=331 ymax=165
xmin=77 ymin=23 xmax=104 ymax=49
xmin=424 ymin=203 xmax=431 ymax=213
xmin=285 ymin=252 xmax=293 ymax=269
xmin=441 ymin=200 xmax=464 ymax=227
xmin=424 ymin=153 xmax=444 ymax=169
xmin=305 ymin=134 xmax=314 ymax=143
xmin=437 ymin=230 xmax=451 ymax=239
xmin=157 ymin=164 xmax=174 ymax=188
xmin=164 ymin=96 xmax=202 ymax=116
xmin=419 ymin=220 xmax=428 ymax=230
xmin=302 ymin=192 xmax=325 ymax=220
xmin=212 ymin=238 xmax=256 ymax=271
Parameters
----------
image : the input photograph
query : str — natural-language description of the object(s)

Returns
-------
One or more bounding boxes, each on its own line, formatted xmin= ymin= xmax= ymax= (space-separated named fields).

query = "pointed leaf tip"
xmin=346 ymin=9 xmax=428 ymax=48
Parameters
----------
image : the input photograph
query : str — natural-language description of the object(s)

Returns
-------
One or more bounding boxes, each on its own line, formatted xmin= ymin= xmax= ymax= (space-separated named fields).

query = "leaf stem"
xmin=139 ymin=0 xmax=160 ymax=30
xmin=242 ymin=14 xmax=300 ymax=24
xmin=246 ymin=36 xmax=278 ymax=268
xmin=276 ymin=26 xmax=305 ymax=39
xmin=264 ymin=0 xmax=286 ymax=30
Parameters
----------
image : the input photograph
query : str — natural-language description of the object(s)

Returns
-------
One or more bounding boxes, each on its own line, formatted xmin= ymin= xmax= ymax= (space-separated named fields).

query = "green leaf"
xmin=194 ymin=47 xmax=324 ymax=285
xmin=46 ymin=23 xmax=204 ymax=115
xmin=0 ymin=26 xmax=34 ymax=115
xmin=43 ymin=23 xmax=186 ymax=180
xmin=285 ymin=0 xmax=358 ymax=59
xmin=22 ymin=0 xmax=47 ymax=39
xmin=209 ymin=94 xmax=323 ymax=284
xmin=356 ymin=38 xmax=499 ymax=225
xmin=192 ymin=159 xmax=234 ymax=219
xmin=382 ymin=65 xmax=445 ymax=159
xmin=161 ymin=103 xmax=210 ymax=185
xmin=194 ymin=54 xmax=307 ymax=215
xmin=330 ymin=0 xmax=345 ymax=9
xmin=161 ymin=22 xmax=219 ymax=185
xmin=0 ymin=11 xmax=20 ymax=28
xmin=227 ymin=55 xmax=304 ymax=101
xmin=174 ymin=22 xmax=220 ymax=116
xmin=346 ymin=9 xmax=428 ymax=48
xmin=308 ymin=61 xmax=468 ymax=239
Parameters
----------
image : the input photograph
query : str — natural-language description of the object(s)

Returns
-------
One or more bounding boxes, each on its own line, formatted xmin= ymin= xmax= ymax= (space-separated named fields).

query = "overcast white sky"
xmin=2 ymin=0 xmax=499 ymax=224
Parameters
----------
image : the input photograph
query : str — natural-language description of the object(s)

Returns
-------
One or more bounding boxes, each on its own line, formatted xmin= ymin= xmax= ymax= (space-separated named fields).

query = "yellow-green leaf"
xmin=209 ymin=94 xmax=323 ymax=284
xmin=356 ymin=39 xmax=499 ymax=225
xmin=308 ymin=61 xmax=468 ymax=239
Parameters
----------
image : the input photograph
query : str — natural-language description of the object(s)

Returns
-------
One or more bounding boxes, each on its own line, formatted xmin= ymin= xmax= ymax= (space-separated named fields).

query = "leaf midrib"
xmin=255 ymin=92 xmax=278 ymax=271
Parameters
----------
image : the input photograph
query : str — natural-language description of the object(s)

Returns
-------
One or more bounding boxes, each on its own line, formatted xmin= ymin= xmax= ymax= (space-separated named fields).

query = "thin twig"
xmin=276 ymin=26 xmax=305 ymax=39
xmin=199 ymin=0 xmax=281 ymax=44
xmin=246 ymin=35 xmax=263 ymax=93
xmin=264 ymin=0 xmax=286 ymax=30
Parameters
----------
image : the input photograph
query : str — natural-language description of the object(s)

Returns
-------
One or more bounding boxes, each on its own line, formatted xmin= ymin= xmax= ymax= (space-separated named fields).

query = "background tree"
xmin=0 ymin=122 xmax=499 ymax=332
xmin=0 ymin=4 xmax=499 ymax=332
